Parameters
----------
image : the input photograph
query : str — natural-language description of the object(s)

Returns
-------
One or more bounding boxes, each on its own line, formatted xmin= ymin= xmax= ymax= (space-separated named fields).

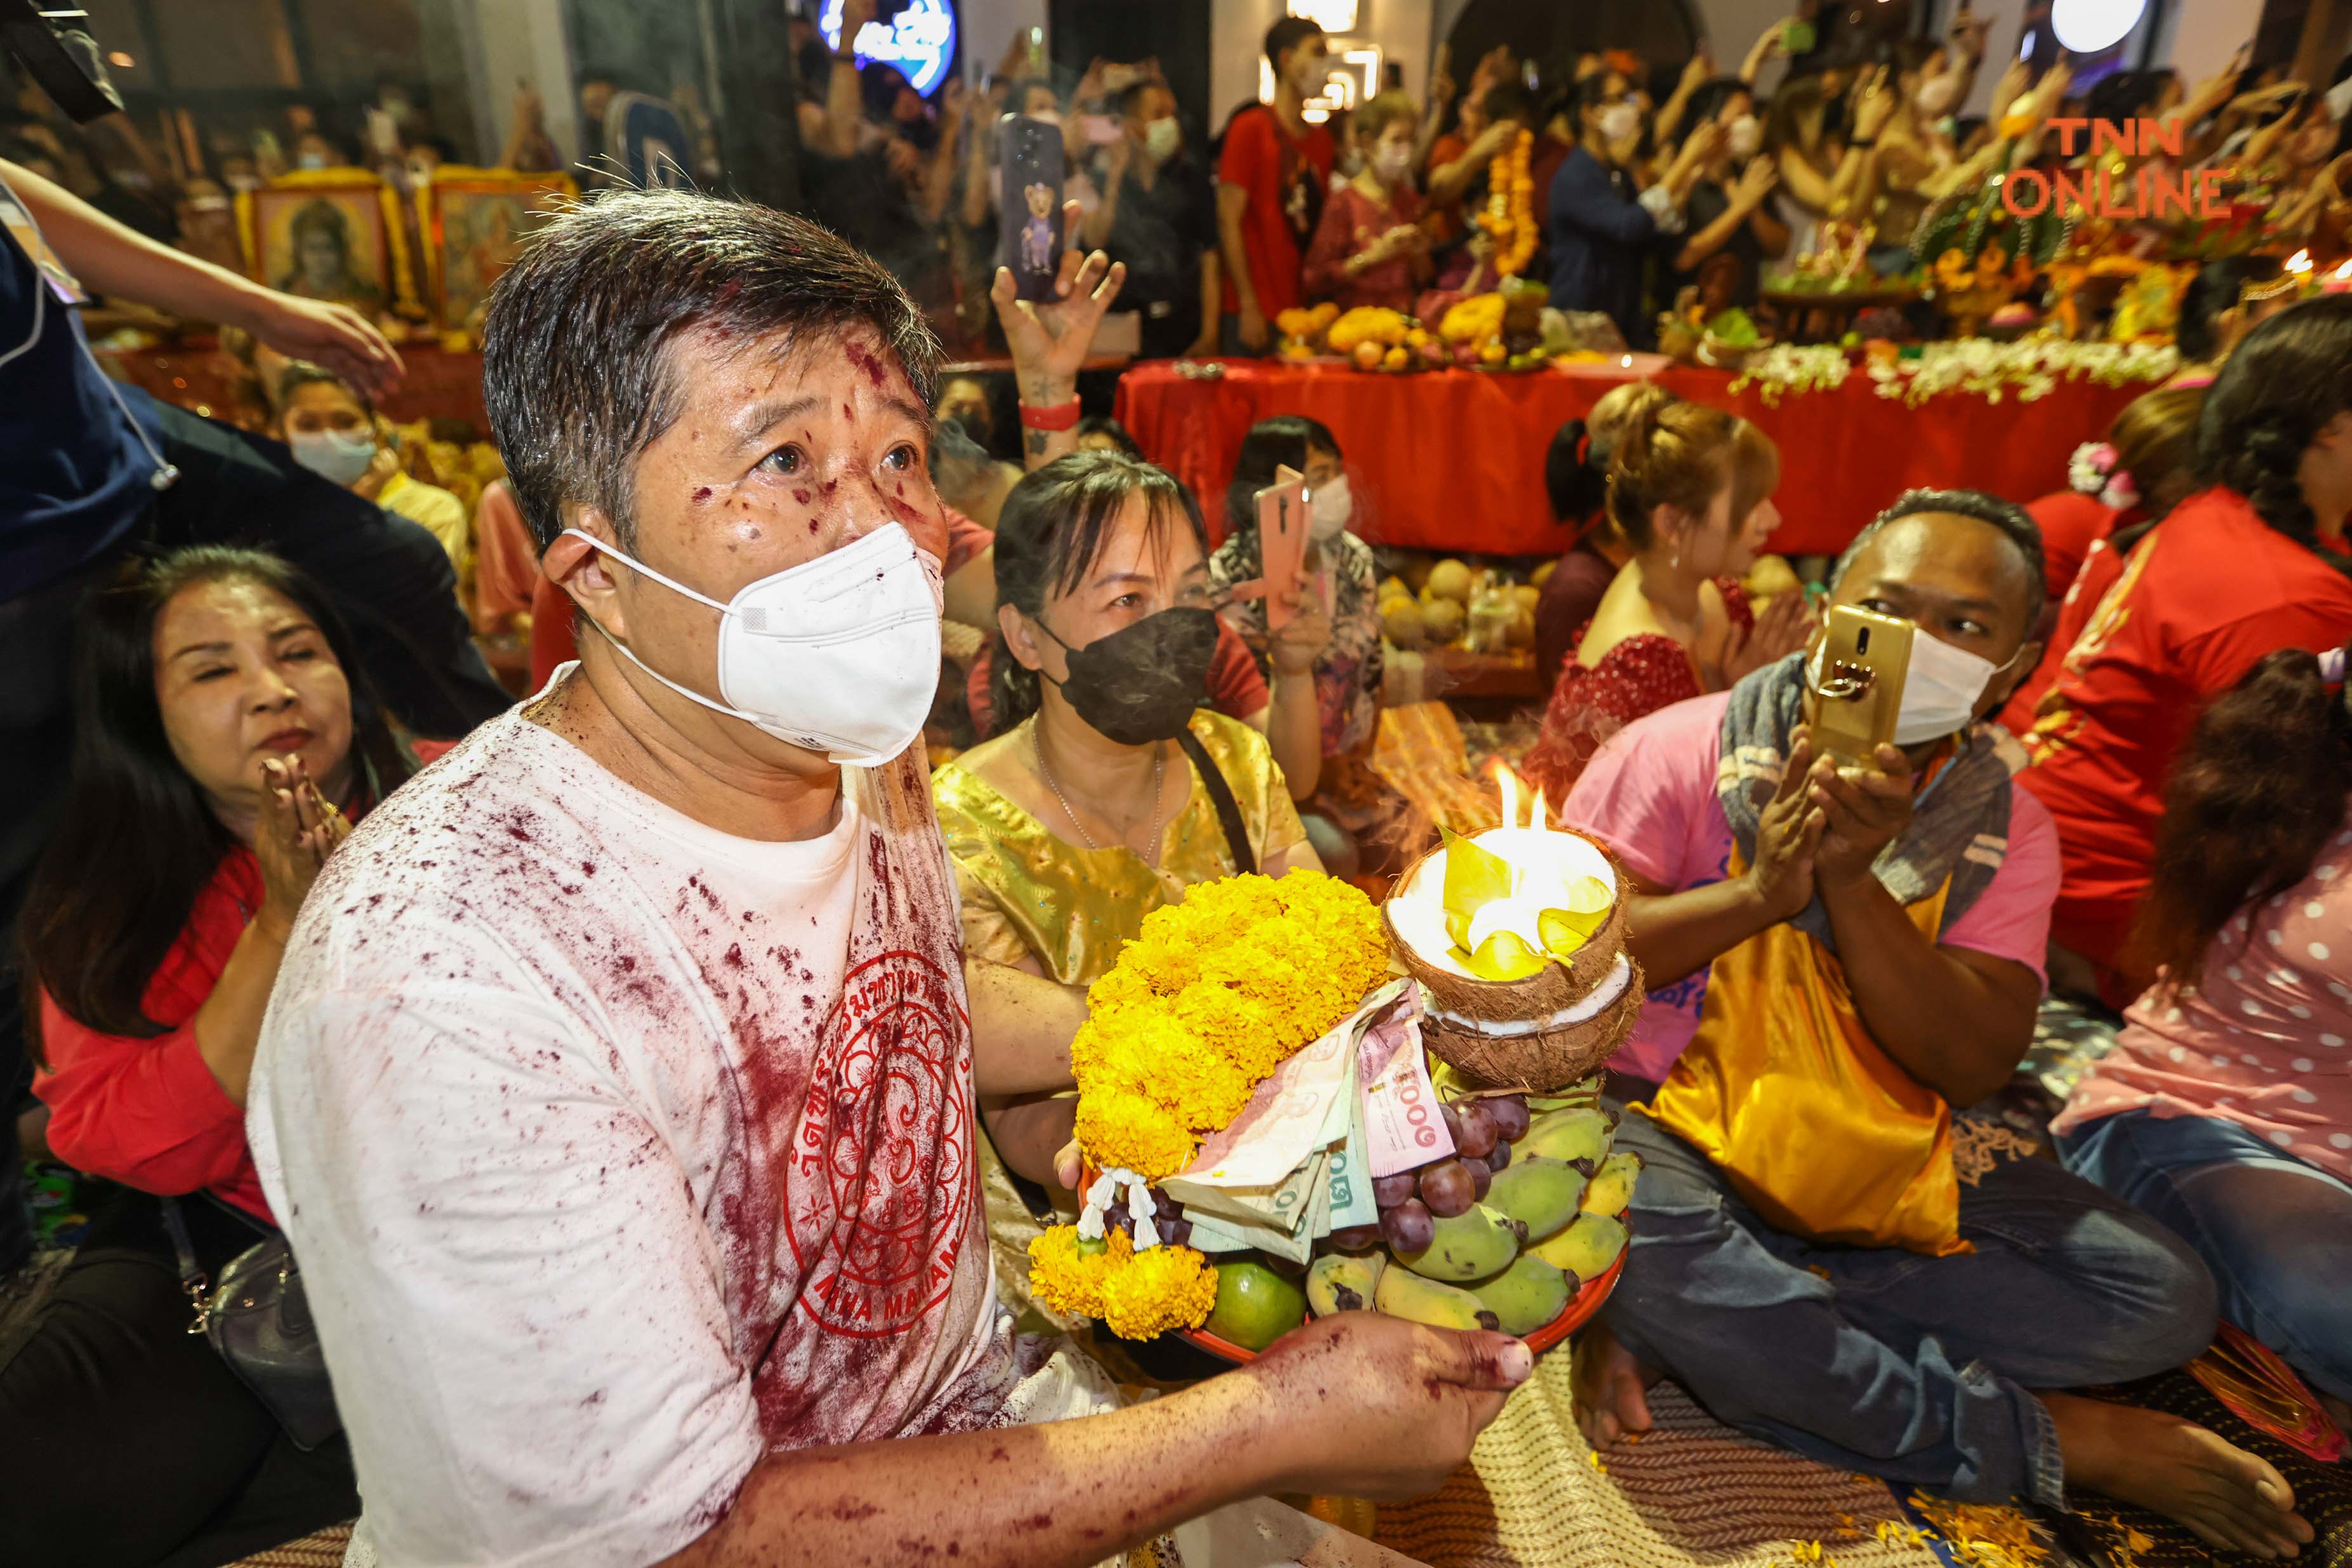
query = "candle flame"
xmin=2335 ymin=259 xmax=2352 ymax=281
xmin=2287 ymin=249 xmax=2313 ymax=275
xmin=1481 ymin=756 xmax=1543 ymax=831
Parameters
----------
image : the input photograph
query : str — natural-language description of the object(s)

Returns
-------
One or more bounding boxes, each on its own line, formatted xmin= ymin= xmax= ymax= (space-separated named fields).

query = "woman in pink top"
xmin=2054 ymin=646 xmax=2352 ymax=1426
xmin=1301 ymin=91 xmax=1431 ymax=313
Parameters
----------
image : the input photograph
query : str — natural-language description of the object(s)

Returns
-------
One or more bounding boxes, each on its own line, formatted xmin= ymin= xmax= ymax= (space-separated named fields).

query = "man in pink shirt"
xmin=1561 ymin=491 xmax=2308 ymax=1560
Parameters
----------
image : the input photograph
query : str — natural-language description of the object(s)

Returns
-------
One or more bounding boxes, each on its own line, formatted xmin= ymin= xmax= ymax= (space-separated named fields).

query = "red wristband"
xmin=1018 ymin=398 xmax=1082 ymax=432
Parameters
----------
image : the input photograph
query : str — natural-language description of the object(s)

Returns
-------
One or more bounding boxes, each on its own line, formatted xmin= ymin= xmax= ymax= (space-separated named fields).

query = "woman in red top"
xmin=4 ymin=546 xmax=435 ymax=1565
xmin=2021 ymin=298 xmax=2352 ymax=1005
xmin=2000 ymin=385 xmax=2206 ymax=735
xmin=1302 ymin=91 xmax=1433 ymax=314
xmin=1522 ymin=386 xmax=1811 ymax=809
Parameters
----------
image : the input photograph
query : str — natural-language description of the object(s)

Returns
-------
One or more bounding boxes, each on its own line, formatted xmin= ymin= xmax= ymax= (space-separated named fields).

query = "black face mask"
xmin=1038 ymin=606 xmax=1218 ymax=746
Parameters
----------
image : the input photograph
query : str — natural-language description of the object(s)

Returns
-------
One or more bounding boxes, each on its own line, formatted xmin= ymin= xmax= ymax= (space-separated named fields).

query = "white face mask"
xmin=1726 ymin=114 xmax=1762 ymax=159
xmin=1598 ymin=102 xmax=1641 ymax=145
xmin=1371 ymin=142 xmax=1414 ymax=186
xmin=1309 ymin=475 xmax=1353 ymax=540
xmin=288 ymin=428 xmax=377 ymax=487
xmin=561 ymin=522 xmax=943 ymax=766
xmin=1812 ymin=630 xmax=2011 ymax=747
xmin=1144 ymin=116 xmax=1181 ymax=161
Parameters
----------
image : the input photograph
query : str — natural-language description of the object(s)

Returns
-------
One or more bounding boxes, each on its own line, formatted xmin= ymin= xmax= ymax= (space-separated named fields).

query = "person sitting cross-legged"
xmin=1563 ymin=489 xmax=2315 ymax=1560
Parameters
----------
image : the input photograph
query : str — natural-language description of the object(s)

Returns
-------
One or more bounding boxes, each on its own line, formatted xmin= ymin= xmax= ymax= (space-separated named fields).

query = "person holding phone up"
xmin=1557 ymin=490 xmax=2313 ymax=1561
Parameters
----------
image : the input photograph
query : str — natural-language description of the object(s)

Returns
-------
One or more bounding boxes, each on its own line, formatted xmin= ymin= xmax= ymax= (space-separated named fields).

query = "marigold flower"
xmin=1098 ymin=1244 xmax=1219 ymax=1339
xmin=1027 ymin=1224 xmax=1130 ymax=1319
xmin=1075 ymin=1088 xmax=1197 ymax=1180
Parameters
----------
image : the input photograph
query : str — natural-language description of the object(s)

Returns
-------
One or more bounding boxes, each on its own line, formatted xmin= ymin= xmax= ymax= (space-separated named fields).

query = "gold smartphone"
xmin=1808 ymin=605 xmax=1913 ymax=767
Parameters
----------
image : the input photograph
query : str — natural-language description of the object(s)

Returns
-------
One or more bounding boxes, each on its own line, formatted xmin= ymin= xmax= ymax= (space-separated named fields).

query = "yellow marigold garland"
xmin=1031 ymin=872 xmax=1392 ymax=1339
xmin=1480 ymin=128 xmax=1538 ymax=276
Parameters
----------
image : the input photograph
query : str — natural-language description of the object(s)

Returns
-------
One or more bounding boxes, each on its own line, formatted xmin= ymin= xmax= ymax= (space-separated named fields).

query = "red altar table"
xmin=1114 ymin=360 xmax=2151 ymax=558
xmin=98 ymin=338 xmax=489 ymax=431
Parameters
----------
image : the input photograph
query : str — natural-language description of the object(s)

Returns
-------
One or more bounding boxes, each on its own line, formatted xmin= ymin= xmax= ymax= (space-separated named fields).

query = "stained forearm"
xmin=1817 ymin=872 xmax=2033 ymax=1105
xmin=664 ymin=1376 xmax=1283 ymax=1568
xmin=967 ymin=956 xmax=1087 ymax=1094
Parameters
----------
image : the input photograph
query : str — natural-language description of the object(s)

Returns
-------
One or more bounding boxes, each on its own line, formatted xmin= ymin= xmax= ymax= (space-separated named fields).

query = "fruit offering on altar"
xmin=1383 ymin=767 xmax=1644 ymax=1090
xmin=1323 ymin=306 xmax=1433 ymax=372
xmin=1376 ymin=559 xmax=1538 ymax=656
xmin=1274 ymin=301 xmax=1343 ymax=359
xmin=1438 ymin=278 xmax=1555 ymax=371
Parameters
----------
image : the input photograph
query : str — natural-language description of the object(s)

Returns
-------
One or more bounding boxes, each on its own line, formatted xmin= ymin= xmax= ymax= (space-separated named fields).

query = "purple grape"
xmin=1486 ymin=1095 xmax=1531 ymax=1143
xmin=1158 ymin=1215 xmax=1192 ymax=1248
xmin=1380 ymin=1197 xmax=1436 ymax=1253
xmin=1461 ymin=1156 xmax=1492 ymax=1201
xmin=1262 ymin=1251 xmax=1307 ymax=1279
xmin=1372 ymin=1171 xmax=1420 ymax=1209
xmin=1455 ymin=1102 xmax=1499 ymax=1160
xmin=1104 ymin=1199 xmax=1135 ymax=1235
xmin=1418 ymin=1159 xmax=1476 ymax=1218
xmin=1488 ymin=1136 xmax=1512 ymax=1172
xmin=1329 ymin=1223 xmax=1384 ymax=1253
xmin=1438 ymin=1100 xmax=1465 ymax=1148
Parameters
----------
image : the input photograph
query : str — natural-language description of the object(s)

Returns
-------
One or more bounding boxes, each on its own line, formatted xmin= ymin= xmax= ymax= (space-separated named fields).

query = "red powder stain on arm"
xmin=691 ymin=486 xmax=714 ymax=504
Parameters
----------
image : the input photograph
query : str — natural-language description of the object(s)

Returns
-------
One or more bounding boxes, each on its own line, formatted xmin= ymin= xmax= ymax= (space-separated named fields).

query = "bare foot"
xmin=2046 ymin=1392 xmax=2313 ymax=1560
xmin=1571 ymin=1321 xmax=1660 ymax=1449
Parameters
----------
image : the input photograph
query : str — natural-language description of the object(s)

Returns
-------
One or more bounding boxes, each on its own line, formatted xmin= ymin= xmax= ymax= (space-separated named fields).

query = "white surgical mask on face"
xmin=1144 ymin=116 xmax=1181 ymax=161
xmin=561 ymin=522 xmax=943 ymax=766
xmin=288 ymin=428 xmax=377 ymax=487
xmin=1371 ymin=142 xmax=1414 ymax=186
xmin=1309 ymin=474 xmax=1354 ymax=539
xmin=1599 ymin=102 xmax=1641 ymax=144
xmin=1813 ymin=629 xmax=2011 ymax=747
xmin=1727 ymin=114 xmax=1762 ymax=158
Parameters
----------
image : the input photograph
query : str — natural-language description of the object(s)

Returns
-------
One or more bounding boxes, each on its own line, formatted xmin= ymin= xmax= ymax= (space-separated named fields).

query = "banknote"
xmin=1165 ymin=1150 xmax=1322 ymax=1235
xmin=1360 ymin=991 xmax=1457 ymax=1178
xmin=1325 ymin=1095 xmax=1380 ymax=1234
xmin=1176 ymin=1153 xmax=1326 ymax=1263
xmin=1177 ymin=980 xmax=1406 ymax=1189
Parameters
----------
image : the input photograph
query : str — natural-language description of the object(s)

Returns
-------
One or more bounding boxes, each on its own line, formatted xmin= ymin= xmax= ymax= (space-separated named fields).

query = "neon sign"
xmin=820 ymin=0 xmax=958 ymax=96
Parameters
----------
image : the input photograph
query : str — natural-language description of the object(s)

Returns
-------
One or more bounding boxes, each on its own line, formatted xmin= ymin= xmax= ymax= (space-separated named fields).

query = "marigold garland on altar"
xmin=1480 ymin=128 xmax=1538 ymax=277
xmin=1728 ymin=338 xmax=2177 ymax=406
xmin=1026 ymin=872 xmax=1392 ymax=1337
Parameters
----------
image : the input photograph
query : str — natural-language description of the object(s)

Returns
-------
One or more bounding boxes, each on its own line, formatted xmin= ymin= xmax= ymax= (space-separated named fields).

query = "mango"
xmin=1529 ymin=1212 xmax=1627 ymax=1284
xmin=1204 ymin=1260 xmax=1308 ymax=1351
xmin=1484 ymin=1156 xmax=1589 ymax=1243
xmin=1580 ymin=1151 xmax=1643 ymax=1218
xmin=1396 ymin=1202 xmax=1527 ymax=1282
xmin=1469 ymin=1253 xmax=1573 ymax=1336
xmin=1521 ymin=1106 xmax=1616 ymax=1168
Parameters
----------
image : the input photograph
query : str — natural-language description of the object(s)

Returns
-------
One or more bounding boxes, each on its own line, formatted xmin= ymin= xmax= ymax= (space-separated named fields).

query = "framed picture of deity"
xmin=237 ymin=170 xmax=418 ymax=320
xmin=416 ymin=169 xmax=579 ymax=341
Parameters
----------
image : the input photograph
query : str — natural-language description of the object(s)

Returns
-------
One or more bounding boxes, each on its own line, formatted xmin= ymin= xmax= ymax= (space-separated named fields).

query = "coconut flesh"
xmin=1387 ymin=827 xmax=1619 ymax=982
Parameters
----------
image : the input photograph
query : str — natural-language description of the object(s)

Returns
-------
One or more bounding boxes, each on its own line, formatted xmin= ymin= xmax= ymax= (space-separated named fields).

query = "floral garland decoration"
xmin=1726 ymin=344 xmax=1852 ymax=405
xmin=1481 ymin=128 xmax=1538 ymax=277
xmin=1026 ymin=873 xmax=1392 ymax=1336
xmin=1731 ymin=339 xmax=2177 ymax=406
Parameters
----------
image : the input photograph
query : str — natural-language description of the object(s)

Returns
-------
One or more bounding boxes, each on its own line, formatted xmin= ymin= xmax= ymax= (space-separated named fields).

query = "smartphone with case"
xmin=1809 ymin=605 xmax=1913 ymax=767
xmin=997 ymin=114 xmax=1064 ymax=303
xmin=1255 ymin=471 xmax=1309 ymax=633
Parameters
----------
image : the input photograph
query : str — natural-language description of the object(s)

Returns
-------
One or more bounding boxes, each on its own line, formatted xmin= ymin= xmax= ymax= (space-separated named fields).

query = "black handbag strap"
xmin=1176 ymin=727 xmax=1256 ymax=878
xmin=157 ymin=1196 xmax=210 ymax=1320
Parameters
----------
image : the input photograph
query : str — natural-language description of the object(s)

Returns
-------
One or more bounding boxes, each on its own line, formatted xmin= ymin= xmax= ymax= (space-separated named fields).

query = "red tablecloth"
xmin=1114 ymin=360 xmax=2152 ymax=558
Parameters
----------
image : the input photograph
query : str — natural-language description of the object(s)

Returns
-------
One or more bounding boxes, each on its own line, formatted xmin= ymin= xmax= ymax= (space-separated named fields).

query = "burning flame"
xmin=1481 ymin=757 xmax=1545 ymax=833
xmin=2335 ymin=259 xmax=2352 ymax=282
xmin=2287 ymin=249 xmax=2314 ymax=275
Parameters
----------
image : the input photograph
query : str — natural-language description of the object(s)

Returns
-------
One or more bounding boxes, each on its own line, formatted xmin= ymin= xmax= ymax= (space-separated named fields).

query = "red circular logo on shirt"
xmin=786 ymin=949 xmax=974 ymax=1337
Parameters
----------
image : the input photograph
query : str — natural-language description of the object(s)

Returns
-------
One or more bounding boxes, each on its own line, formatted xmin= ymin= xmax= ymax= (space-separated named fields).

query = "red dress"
xmin=1521 ymin=579 xmax=1753 ymax=810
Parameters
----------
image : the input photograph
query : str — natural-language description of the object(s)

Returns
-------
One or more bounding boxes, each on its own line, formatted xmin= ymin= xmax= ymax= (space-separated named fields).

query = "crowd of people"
xmin=3 ymin=8 xmax=2351 ymax=1568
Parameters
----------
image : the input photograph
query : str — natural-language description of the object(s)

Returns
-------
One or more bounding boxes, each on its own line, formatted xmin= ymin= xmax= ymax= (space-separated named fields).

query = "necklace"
xmin=1034 ymin=721 xmax=1168 ymax=864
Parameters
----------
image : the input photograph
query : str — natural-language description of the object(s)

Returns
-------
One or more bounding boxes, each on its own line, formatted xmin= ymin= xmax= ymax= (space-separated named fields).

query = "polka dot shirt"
xmin=2054 ymin=819 xmax=2352 ymax=1178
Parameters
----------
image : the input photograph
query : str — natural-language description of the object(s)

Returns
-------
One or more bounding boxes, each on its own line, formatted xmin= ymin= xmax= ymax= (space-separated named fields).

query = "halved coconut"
xmin=1382 ymin=826 xmax=1630 ymax=1022
xmin=1420 ymin=954 xmax=1647 ymax=1091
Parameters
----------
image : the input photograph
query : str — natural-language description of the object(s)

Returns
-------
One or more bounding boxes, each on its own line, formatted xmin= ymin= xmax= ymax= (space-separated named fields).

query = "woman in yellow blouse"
xmin=934 ymin=451 xmax=1328 ymax=1204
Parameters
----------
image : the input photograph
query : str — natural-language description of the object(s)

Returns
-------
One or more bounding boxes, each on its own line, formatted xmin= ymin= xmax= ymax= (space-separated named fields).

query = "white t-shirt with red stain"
xmin=249 ymin=678 xmax=1022 ymax=1568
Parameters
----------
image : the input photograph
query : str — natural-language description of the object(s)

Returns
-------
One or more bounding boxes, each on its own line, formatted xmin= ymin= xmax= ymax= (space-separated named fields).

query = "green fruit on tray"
xmin=1205 ymin=1259 xmax=1309 ymax=1351
xmin=1521 ymin=1105 xmax=1617 ymax=1167
xmin=1469 ymin=1253 xmax=1574 ymax=1336
xmin=1376 ymin=1265 xmax=1500 ymax=1331
xmin=1484 ymin=1156 xmax=1590 ymax=1242
xmin=1396 ymin=1202 xmax=1528 ymax=1282
xmin=1305 ymin=1251 xmax=1385 ymax=1316
xmin=1580 ymin=1151 xmax=1644 ymax=1218
xmin=1529 ymin=1211 xmax=1629 ymax=1284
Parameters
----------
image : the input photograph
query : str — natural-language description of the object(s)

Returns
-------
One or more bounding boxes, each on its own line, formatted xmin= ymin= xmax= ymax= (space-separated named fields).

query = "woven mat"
xmin=227 ymin=1522 xmax=352 ymax=1567
xmin=1375 ymin=1352 xmax=1938 ymax=1568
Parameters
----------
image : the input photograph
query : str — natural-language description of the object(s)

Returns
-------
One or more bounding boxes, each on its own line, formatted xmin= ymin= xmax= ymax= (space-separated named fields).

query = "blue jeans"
xmin=2058 ymin=1107 xmax=2352 ymax=1403
xmin=1606 ymin=1110 xmax=2218 ymax=1507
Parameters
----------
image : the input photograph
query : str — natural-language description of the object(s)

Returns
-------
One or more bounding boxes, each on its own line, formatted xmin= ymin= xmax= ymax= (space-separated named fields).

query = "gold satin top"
xmin=932 ymin=710 xmax=1308 ymax=987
